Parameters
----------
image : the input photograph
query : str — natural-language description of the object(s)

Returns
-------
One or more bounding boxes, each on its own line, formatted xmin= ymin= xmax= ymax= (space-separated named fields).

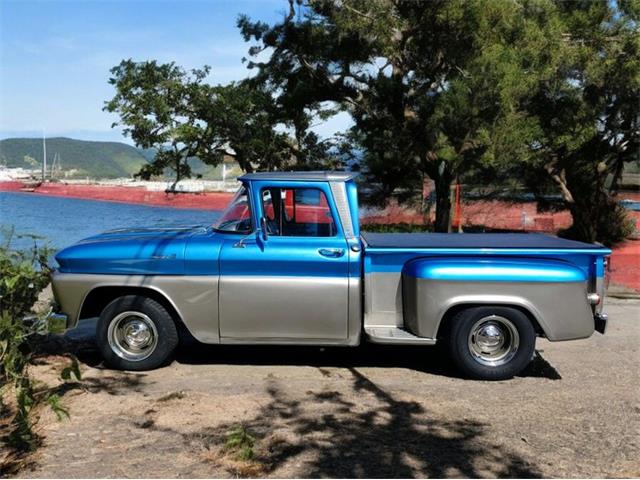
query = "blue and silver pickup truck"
xmin=51 ymin=172 xmax=611 ymax=380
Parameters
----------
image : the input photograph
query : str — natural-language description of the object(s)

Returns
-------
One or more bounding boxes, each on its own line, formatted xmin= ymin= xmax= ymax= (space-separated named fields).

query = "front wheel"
xmin=447 ymin=306 xmax=536 ymax=380
xmin=97 ymin=295 xmax=178 ymax=371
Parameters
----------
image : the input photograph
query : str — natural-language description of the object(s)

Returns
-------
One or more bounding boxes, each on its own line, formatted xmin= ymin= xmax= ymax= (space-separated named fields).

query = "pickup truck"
xmin=51 ymin=172 xmax=611 ymax=380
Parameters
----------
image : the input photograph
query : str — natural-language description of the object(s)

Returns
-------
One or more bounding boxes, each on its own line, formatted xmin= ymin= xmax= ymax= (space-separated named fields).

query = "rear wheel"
xmin=97 ymin=295 xmax=178 ymax=371
xmin=447 ymin=306 xmax=536 ymax=380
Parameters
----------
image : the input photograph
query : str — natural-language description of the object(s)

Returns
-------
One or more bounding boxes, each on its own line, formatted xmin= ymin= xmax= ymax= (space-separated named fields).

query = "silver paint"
xmin=51 ymin=272 xmax=219 ymax=343
xmin=219 ymin=275 xmax=349 ymax=340
xmin=347 ymin=274 xmax=362 ymax=346
xmin=363 ymin=272 xmax=404 ymax=327
xmin=403 ymin=276 xmax=595 ymax=341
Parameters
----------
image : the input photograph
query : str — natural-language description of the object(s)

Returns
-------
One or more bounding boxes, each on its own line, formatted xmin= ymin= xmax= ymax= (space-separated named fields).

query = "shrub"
xmin=361 ymin=222 xmax=432 ymax=233
xmin=0 ymin=228 xmax=79 ymax=462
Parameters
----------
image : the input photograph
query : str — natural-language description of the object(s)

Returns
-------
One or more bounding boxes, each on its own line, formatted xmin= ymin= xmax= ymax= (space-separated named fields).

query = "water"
xmin=0 ymin=192 xmax=221 ymax=252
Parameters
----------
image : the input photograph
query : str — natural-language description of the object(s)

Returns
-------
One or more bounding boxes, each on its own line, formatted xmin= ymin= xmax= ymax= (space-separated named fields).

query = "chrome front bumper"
xmin=48 ymin=312 xmax=70 ymax=332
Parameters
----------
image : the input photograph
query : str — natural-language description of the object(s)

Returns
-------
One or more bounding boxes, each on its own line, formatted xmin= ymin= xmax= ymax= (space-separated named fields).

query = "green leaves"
xmin=0 ymin=234 xmax=79 ymax=455
xmin=224 ymin=425 xmax=256 ymax=461
xmin=105 ymin=59 xmax=341 ymax=180
xmin=47 ymin=394 xmax=70 ymax=421
xmin=60 ymin=357 xmax=82 ymax=383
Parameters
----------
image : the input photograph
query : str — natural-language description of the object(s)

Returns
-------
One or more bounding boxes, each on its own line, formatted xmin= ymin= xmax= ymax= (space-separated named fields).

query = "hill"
xmin=0 ymin=137 xmax=149 ymax=179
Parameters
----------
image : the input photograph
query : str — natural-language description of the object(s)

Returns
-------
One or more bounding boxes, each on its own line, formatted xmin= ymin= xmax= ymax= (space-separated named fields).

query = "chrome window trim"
xmin=330 ymin=181 xmax=355 ymax=239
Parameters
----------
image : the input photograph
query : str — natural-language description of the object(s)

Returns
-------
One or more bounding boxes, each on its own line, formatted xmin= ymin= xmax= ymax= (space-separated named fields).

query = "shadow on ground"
xmin=33 ymin=320 xmax=554 ymax=477
xmin=159 ymin=368 xmax=543 ymax=477
xmin=47 ymin=318 xmax=562 ymax=380
xmin=174 ymin=342 xmax=561 ymax=380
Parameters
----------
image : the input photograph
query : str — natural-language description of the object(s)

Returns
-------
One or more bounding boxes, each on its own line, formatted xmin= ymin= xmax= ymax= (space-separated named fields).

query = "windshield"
xmin=212 ymin=186 xmax=253 ymax=234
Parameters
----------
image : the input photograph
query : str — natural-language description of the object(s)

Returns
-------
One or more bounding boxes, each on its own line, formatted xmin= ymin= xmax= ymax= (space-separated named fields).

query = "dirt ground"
xmin=6 ymin=298 xmax=640 ymax=478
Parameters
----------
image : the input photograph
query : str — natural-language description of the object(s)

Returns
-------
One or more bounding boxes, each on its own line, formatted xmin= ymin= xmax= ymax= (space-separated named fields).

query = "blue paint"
xmin=403 ymin=258 xmax=587 ymax=283
xmin=55 ymin=225 xmax=209 ymax=275
xmin=32 ymin=176 xmax=609 ymax=285
xmin=220 ymin=180 xmax=350 ymax=279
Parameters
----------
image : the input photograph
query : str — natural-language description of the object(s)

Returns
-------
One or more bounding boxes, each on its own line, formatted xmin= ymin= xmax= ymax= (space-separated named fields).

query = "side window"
xmin=261 ymin=187 xmax=337 ymax=237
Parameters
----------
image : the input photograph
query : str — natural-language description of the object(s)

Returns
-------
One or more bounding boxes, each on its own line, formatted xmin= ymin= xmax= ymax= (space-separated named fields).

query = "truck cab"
xmin=52 ymin=171 xmax=611 ymax=380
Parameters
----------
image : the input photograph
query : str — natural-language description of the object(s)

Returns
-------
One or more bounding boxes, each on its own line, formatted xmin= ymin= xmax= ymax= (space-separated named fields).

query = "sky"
xmin=0 ymin=0 xmax=351 ymax=144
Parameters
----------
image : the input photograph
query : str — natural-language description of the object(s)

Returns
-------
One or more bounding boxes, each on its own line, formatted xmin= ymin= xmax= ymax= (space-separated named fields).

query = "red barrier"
xmin=0 ymin=181 xmax=234 ymax=210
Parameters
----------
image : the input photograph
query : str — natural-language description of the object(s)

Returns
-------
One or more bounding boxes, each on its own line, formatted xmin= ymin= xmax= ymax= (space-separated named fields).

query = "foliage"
xmin=104 ymin=60 xmax=226 ymax=189
xmin=510 ymin=0 xmax=640 ymax=245
xmin=0 ymin=230 xmax=80 ymax=457
xmin=237 ymin=0 xmax=564 ymax=232
xmin=224 ymin=424 xmax=256 ymax=461
xmin=102 ymin=0 xmax=637 ymax=243
xmin=361 ymin=222 xmax=431 ymax=233
xmin=0 ymin=137 xmax=148 ymax=179
xmin=104 ymin=60 xmax=343 ymax=184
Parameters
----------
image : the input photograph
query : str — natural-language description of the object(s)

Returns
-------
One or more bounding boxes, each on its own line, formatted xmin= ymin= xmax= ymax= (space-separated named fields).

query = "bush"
xmin=361 ymin=222 xmax=432 ymax=233
xmin=0 ymin=228 xmax=80 ymax=464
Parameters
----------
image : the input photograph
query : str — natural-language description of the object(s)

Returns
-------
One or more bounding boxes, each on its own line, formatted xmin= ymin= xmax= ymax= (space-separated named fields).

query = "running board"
xmin=365 ymin=326 xmax=437 ymax=345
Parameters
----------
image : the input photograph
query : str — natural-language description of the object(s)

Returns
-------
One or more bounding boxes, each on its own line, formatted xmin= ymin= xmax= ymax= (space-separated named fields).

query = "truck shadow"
xmin=174 ymin=342 xmax=561 ymax=380
xmin=57 ymin=319 xmax=561 ymax=380
xmin=179 ymin=367 xmax=543 ymax=478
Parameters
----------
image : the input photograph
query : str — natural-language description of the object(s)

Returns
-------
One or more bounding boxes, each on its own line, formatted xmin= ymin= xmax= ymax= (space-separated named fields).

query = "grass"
xmin=224 ymin=424 xmax=255 ymax=461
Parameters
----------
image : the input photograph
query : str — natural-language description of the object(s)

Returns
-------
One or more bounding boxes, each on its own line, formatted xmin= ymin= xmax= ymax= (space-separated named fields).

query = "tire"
xmin=447 ymin=306 xmax=536 ymax=380
xmin=96 ymin=295 xmax=178 ymax=371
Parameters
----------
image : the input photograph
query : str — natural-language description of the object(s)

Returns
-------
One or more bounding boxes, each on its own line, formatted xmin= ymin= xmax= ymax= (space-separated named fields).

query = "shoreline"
xmin=0 ymin=180 xmax=235 ymax=211
xmin=2 ymin=180 xmax=638 ymax=292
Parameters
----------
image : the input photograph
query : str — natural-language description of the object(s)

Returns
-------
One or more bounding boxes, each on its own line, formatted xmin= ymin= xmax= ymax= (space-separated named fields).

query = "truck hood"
xmin=55 ymin=225 xmax=209 ymax=275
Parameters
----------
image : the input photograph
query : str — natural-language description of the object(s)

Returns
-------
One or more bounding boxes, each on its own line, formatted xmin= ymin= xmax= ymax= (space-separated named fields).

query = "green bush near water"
xmin=0 ymin=228 xmax=80 ymax=468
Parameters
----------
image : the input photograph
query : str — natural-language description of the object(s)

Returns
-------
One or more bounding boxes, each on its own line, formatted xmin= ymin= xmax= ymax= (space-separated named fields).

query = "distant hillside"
xmin=136 ymin=147 xmax=226 ymax=179
xmin=0 ymin=137 xmax=148 ymax=179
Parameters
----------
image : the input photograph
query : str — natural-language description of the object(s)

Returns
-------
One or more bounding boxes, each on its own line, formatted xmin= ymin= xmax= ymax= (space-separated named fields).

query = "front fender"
xmin=51 ymin=271 xmax=219 ymax=343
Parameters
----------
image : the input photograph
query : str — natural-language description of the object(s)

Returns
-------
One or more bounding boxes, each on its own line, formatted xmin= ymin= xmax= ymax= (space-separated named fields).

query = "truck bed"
xmin=361 ymin=232 xmax=607 ymax=250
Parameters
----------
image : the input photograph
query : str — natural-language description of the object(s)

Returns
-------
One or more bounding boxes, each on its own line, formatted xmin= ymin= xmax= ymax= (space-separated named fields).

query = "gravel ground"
xmin=7 ymin=298 xmax=640 ymax=478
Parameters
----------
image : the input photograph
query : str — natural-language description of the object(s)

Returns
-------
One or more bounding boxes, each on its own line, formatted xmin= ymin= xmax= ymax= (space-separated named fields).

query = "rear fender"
xmin=402 ymin=257 xmax=594 ymax=341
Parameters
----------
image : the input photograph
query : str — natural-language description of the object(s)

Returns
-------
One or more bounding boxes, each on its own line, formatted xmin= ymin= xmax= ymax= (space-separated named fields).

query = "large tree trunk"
xmin=433 ymin=169 xmax=453 ymax=233
xmin=567 ymin=202 xmax=598 ymax=244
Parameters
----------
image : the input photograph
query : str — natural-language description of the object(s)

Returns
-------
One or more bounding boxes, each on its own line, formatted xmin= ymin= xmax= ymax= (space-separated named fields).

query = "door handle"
xmin=318 ymin=248 xmax=345 ymax=258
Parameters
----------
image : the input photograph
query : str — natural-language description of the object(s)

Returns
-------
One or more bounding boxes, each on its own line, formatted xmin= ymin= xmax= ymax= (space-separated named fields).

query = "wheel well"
xmin=437 ymin=303 xmax=545 ymax=340
xmin=79 ymin=286 xmax=183 ymax=326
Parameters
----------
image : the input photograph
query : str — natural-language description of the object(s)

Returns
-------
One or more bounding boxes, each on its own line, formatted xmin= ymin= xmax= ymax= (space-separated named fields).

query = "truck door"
xmin=218 ymin=182 xmax=350 ymax=340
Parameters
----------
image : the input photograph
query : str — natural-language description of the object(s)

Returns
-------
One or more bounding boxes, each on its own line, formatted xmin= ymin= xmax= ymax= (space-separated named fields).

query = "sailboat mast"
xmin=42 ymin=131 xmax=47 ymax=181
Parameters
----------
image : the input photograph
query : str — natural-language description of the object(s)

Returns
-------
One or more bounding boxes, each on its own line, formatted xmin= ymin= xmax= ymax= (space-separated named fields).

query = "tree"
xmin=105 ymin=59 xmax=341 ymax=181
xmin=105 ymin=60 xmax=225 ymax=189
xmin=238 ymin=0 xmax=561 ymax=231
xmin=515 ymin=0 xmax=639 ymax=244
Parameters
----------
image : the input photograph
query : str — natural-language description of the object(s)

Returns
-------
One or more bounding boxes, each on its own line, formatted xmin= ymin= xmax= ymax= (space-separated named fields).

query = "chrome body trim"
xmin=47 ymin=312 xmax=70 ymax=329
xmin=330 ymin=181 xmax=355 ymax=239
xmin=364 ymin=326 xmax=436 ymax=345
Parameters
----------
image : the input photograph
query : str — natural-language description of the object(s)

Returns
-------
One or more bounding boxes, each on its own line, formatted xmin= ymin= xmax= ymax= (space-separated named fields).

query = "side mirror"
xmin=260 ymin=217 xmax=269 ymax=241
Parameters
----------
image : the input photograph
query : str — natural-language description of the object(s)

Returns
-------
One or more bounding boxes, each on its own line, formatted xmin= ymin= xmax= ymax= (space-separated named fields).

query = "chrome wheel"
xmin=467 ymin=315 xmax=520 ymax=367
xmin=107 ymin=311 xmax=158 ymax=361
